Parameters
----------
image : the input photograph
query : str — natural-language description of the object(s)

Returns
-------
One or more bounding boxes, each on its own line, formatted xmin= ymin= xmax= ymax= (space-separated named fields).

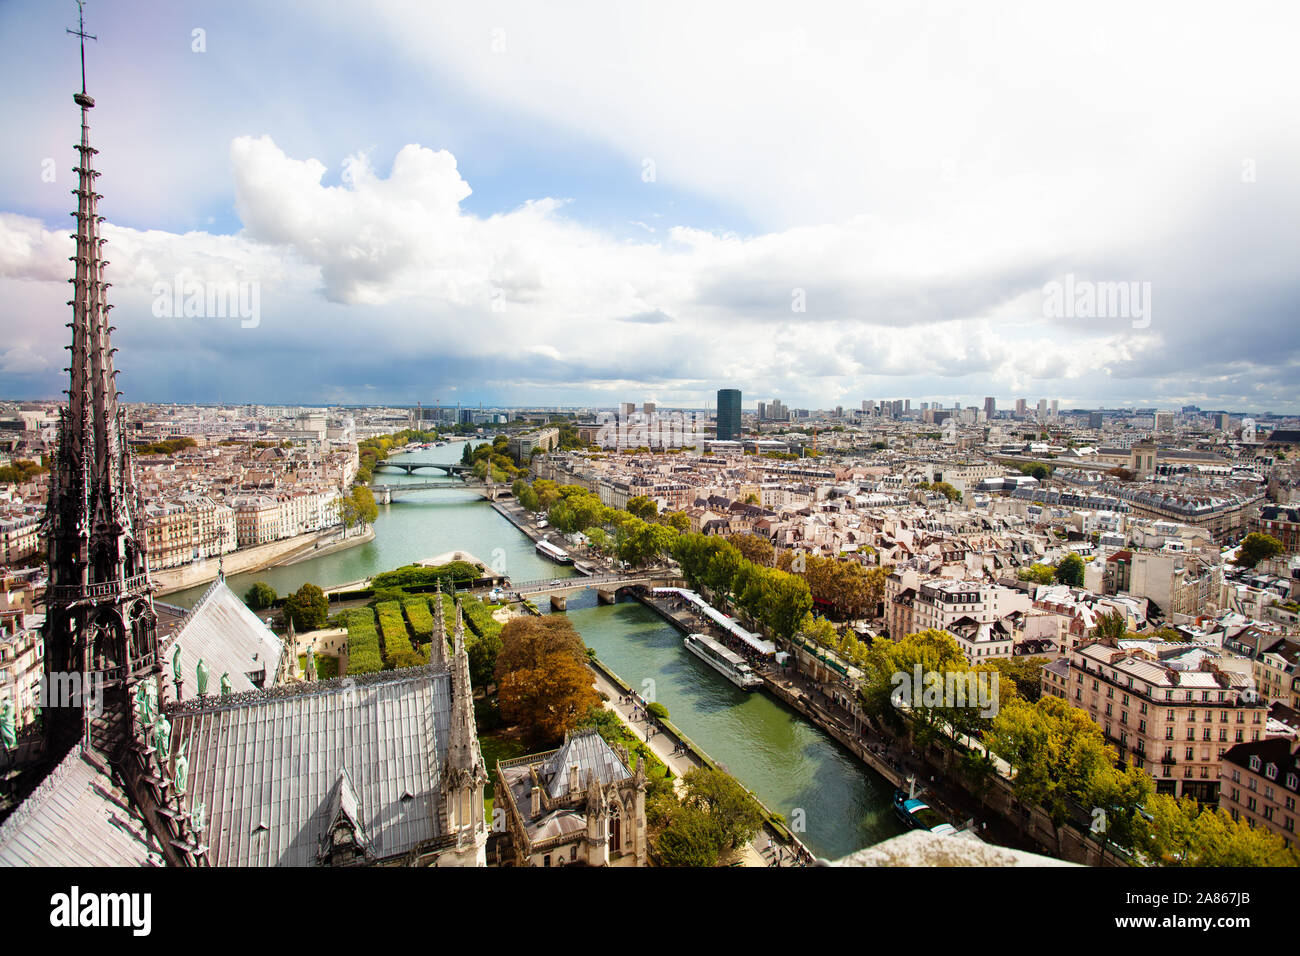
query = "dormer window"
xmin=1249 ymin=755 xmax=1261 ymax=772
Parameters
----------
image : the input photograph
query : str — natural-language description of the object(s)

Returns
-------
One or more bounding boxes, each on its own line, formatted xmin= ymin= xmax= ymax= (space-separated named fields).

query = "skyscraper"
xmin=984 ymin=396 xmax=996 ymax=419
xmin=716 ymin=388 xmax=741 ymax=441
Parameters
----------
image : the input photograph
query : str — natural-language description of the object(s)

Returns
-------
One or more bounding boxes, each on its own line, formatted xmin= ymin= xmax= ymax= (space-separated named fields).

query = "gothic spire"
xmin=445 ymin=598 xmax=485 ymax=784
xmin=43 ymin=2 xmax=159 ymax=757
xmin=429 ymin=582 xmax=448 ymax=667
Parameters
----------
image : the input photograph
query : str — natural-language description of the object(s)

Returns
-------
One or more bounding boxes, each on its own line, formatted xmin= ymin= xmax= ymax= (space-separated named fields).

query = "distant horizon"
xmin=3 ymin=394 xmax=1297 ymax=419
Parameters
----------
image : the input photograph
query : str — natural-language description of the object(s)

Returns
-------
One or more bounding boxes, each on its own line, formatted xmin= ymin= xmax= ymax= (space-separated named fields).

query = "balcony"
xmin=51 ymin=574 xmax=151 ymax=603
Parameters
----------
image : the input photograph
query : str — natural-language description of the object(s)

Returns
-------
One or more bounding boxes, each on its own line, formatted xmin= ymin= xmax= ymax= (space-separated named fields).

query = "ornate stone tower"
xmin=42 ymin=6 xmax=161 ymax=758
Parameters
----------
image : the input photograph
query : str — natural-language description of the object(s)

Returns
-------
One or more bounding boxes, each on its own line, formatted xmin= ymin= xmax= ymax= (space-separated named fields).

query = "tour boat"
xmin=892 ymin=789 xmax=957 ymax=836
xmin=535 ymin=538 xmax=572 ymax=564
xmin=683 ymin=633 xmax=763 ymax=689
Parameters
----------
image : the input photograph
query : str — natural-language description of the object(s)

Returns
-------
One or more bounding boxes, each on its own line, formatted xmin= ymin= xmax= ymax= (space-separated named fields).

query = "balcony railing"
xmin=51 ymin=574 xmax=151 ymax=602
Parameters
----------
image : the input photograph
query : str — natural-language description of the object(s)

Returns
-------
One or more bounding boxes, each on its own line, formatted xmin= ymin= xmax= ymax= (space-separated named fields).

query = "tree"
xmin=929 ymin=480 xmax=961 ymax=502
xmin=678 ymin=767 xmax=764 ymax=852
xmin=1235 ymin=532 xmax=1284 ymax=569
xmin=1092 ymin=609 xmax=1129 ymax=644
xmin=243 ymin=581 xmax=277 ymax=611
xmin=1137 ymin=793 xmax=1299 ymax=866
xmin=1054 ymin=552 xmax=1085 ymax=587
xmin=660 ymin=511 xmax=690 ymax=533
xmin=627 ymin=495 xmax=659 ymax=520
xmin=989 ymin=655 xmax=1050 ymax=703
xmin=656 ymin=804 xmax=724 ymax=867
xmin=1017 ymin=563 xmax=1056 ymax=585
xmin=284 ymin=583 xmax=329 ymax=632
xmin=497 ymin=652 xmax=599 ymax=748
xmin=494 ymin=616 xmax=598 ymax=747
xmin=857 ymin=629 xmax=973 ymax=743
xmin=988 ymin=695 xmax=1126 ymax=853
xmin=349 ymin=485 xmax=378 ymax=528
xmin=728 ymin=532 xmax=774 ymax=567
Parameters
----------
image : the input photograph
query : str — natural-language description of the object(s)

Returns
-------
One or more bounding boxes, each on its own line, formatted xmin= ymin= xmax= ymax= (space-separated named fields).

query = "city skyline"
xmin=1 ymin=2 xmax=1298 ymax=412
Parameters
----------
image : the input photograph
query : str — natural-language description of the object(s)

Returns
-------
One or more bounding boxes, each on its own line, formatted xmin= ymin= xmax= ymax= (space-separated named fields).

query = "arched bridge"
xmin=374 ymin=460 xmax=474 ymax=476
xmin=372 ymin=480 xmax=507 ymax=503
xmin=503 ymin=572 xmax=682 ymax=610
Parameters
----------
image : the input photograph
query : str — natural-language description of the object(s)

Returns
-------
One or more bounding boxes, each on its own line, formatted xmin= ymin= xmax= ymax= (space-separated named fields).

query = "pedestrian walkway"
xmin=588 ymin=663 xmax=792 ymax=866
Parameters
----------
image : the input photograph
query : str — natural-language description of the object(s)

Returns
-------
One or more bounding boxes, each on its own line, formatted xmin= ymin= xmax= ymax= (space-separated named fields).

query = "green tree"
xmin=1137 ymin=794 xmax=1300 ymax=866
xmin=243 ymin=581 xmax=277 ymax=611
xmin=627 ymin=495 xmax=659 ymax=520
xmin=284 ymin=583 xmax=329 ymax=632
xmin=1055 ymin=552 xmax=1085 ymax=587
xmin=1092 ymin=609 xmax=1129 ymax=644
xmin=988 ymin=695 xmax=1124 ymax=854
xmin=679 ymin=767 xmax=764 ymax=853
xmin=1016 ymin=563 xmax=1056 ymax=585
xmin=1234 ymin=532 xmax=1284 ymax=569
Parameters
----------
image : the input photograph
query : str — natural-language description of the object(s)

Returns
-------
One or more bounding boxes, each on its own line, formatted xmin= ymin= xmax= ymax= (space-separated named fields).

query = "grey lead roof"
xmin=0 ymin=746 xmax=163 ymax=867
xmin=543 ymin=729 xmax=631 ymax=800
xmin=163 ymin=576 xmax=284 ymax=695
xmin=170 ymin=665 xmax=454 ymax=866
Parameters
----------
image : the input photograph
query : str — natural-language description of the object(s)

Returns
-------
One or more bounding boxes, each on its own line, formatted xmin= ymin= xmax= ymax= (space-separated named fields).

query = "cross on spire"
xmin=67 ymin=0 xmax=96 ymax=102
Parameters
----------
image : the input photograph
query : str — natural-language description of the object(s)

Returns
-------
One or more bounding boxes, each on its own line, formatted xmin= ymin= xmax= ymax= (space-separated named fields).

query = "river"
xmin=167 ymin=442 xmax=902 ymax=858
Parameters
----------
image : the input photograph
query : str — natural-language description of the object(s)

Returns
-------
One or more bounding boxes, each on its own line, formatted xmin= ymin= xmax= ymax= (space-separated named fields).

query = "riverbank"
xmin=587 ymin=655 xmax=811 ymax=866
xmin=151 ymin=526 xmax=374 ymax=596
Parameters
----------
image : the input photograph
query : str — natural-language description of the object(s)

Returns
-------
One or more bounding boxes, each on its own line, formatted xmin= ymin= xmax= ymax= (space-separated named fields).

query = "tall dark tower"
xmin=716 ymin=388 xmax=742 ymax=442
xmin=43 ymin=2 xmax=161 ymax=757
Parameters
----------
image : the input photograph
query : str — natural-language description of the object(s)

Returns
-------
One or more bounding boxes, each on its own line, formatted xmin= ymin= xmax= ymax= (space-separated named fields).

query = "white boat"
xmin=684 ymin=633 xmax=763 ymax=689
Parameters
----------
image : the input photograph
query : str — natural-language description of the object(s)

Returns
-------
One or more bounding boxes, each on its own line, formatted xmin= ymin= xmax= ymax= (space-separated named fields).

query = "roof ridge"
xmin=164 ymin=661 xmax=451 ymax=716
xmin=0 ymin=743 xmax=95 ymax=847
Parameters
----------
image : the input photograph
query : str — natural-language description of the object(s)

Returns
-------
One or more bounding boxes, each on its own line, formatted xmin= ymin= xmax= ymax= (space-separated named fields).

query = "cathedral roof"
xmin=0 ymin=746 xmax=163 ymax=867
xmin=163 ymin=576 xmax=284 ymax=695
xmin=167 ymin=664 xmax=456 ymax=866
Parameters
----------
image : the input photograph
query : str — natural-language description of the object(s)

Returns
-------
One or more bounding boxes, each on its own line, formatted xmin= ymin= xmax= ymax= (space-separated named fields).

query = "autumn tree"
xmin=728 ymin=532 xmax=774 ymax=567
xmin=494 ymin=616 xmax=598 ymax=747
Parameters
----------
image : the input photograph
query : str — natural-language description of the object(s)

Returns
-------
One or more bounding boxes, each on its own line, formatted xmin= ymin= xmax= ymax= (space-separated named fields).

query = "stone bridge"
xmin=371 ymin=480 xmax=506 ymax=503
xmin=373 ymin=460 xmax=473 ymax=476
xmin=503 ymin=572 xmax=681 ymax=611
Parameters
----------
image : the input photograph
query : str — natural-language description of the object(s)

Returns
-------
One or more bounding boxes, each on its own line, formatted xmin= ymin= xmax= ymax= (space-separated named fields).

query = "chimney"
xmin=530 ymin=785 xmax=541 ymax=817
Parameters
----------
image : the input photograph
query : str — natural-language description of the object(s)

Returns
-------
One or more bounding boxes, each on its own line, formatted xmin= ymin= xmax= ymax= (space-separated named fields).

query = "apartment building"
xmin=0 ymin=608 xmax=43 ymax=731
xmin=1218 ymin=737 xmax=1300 ymax=848
xmin=1041 ymin=640 xmax=1267 ymax=801
xmin=0 ymin=513 xmax=39 ymax=564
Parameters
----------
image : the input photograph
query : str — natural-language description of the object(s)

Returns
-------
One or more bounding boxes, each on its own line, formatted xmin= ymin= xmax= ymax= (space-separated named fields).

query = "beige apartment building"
xmin=1041 ymin=640 xmax=1267 ymax=801
xmin=1218 ymin=737 xmax=1299 ymax=848
xmin=0 ymin=608 xmax=43 ymax=731
xmin=0 ymin=513 xmax=39 ymax=565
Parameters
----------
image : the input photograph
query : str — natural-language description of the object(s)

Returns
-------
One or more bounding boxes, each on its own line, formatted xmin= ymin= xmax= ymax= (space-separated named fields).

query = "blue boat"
xmin=893 ymin=788 xmax=957 ymax=836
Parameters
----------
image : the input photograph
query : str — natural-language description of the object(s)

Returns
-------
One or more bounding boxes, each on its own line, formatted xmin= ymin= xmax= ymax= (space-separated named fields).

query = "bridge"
xmin=502 ymin=572 xmax=681 ymax=610
xmin=371 ymin=480 xmax=506 ymax=503
xmin=374 ymin=460 xmax=473 ymax=476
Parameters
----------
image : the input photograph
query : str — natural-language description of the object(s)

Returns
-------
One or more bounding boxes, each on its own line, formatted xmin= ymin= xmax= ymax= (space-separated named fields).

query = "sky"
xmin=1 ymin=0 xmax=1298 ymax=412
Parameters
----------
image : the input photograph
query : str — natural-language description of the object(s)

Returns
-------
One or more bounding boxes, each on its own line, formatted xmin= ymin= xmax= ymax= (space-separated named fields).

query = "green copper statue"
xmin=191 ymin=801 xmax=206 ymax=838
xmin=196 ymin=658 xmax=209 ymax=697
xmin=220 ymin=672 xmax=232 ymax=696
xmin=172 ymin=644 xmax=182 ymax=682
xmin=0 ymin=700 xmax=15 ymax=751
xmin=172 ymin=740 xmax=189 ymax=798
xmin=153 ymin=713 xmax=172 ymax=761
